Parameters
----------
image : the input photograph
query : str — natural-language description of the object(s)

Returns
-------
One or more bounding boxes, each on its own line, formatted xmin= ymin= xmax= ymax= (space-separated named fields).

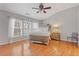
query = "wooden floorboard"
xmin=0 ymin=40 xmax=31 ymax=56
xmin=31 ymin=40 xmax=79 ymax=56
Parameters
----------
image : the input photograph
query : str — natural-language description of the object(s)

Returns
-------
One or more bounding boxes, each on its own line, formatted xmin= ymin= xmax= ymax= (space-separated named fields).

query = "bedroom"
xmin=0 ymin=3 xmax=79 ymax=56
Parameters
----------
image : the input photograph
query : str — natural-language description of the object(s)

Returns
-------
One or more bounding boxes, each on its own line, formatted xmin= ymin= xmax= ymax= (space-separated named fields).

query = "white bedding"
xmin=30 ymin=31 xmax=50 ymax=36
xmin=30 ymin=26 xmax=50 ymax=36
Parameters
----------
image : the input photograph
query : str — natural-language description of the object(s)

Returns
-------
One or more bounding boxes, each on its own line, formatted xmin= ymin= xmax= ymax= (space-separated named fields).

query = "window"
xmin=8 ymin=18 xmax=15 ymax=37
xmin=9 ymin=18 xmax=22 ymax=37
xmin=9 ymin=17 xmax=39 ymax=38
xmin=22 ymin=20 xmax=29 ymax=35
xmin=32 ymin=22 xmax=39 ymax=30
xmin=28 ymin=22 xmax=32 ymax=32
xmin=14 ymin=19 xmax=22 ymax=37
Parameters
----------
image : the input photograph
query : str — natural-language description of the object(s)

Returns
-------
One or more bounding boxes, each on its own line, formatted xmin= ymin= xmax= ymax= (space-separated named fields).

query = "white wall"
xmin=77 ymin=6 xmax=79 ymax=46
xmin=77 ymin=7 xmax=79 ymax=34
xmin=43 ymin=6 xmax=78 ymax=41
xmin=0 ymin=11 xmax=9 ymax=45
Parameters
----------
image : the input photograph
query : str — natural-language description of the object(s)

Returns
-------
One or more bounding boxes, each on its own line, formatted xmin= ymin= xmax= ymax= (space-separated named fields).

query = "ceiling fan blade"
xmin=32 ymin=8 xmax=39 ymax=9
xmin=43 ymin=10 xmax=47 ymax=13
xmin=44 ymin=7 xmax=51 ymax=9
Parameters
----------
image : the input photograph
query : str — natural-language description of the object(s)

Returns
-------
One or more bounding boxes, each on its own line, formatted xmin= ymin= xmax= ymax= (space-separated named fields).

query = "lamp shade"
xmin=53 ymin=24 xmax=60 ymax=32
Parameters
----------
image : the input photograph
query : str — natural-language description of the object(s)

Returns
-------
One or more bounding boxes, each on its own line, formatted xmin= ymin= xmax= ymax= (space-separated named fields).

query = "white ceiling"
xmin=0 ymin=3 xmax=79 ymax=20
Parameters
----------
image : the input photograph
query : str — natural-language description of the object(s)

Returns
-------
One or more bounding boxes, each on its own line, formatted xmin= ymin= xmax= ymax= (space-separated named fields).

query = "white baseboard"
xmin=61 ymin=39 xmax=77 ymax=43
xmin=0 ymin=41 xmax=9 ymax=45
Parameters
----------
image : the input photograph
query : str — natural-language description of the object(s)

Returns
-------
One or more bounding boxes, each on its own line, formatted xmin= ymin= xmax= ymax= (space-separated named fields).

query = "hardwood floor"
xmin=31 ymin=40 xmax=79 ymax=56
xmin=0 ymin=39 xmax=79 ymax=56
xmin=0 ymin=40 xmax=31 ymax=56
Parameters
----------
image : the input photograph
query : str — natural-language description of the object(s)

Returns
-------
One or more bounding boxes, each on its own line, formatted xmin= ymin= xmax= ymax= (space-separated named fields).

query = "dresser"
xmin=51 ymin=32 xmax=60 ymax=40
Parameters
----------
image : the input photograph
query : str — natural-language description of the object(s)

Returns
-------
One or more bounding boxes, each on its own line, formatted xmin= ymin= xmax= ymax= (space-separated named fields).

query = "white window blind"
xmin=32 ymin=22 xmax=39 ymax=30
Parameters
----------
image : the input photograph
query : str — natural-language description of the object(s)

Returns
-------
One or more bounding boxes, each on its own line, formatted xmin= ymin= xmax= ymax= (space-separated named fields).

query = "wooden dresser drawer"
xmin=51 ymin=32 xmax=60 ymax=40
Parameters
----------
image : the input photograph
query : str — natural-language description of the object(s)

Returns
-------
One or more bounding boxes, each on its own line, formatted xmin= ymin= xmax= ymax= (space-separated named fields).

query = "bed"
xmin=30 ymin=31 xmax=50 ymax=45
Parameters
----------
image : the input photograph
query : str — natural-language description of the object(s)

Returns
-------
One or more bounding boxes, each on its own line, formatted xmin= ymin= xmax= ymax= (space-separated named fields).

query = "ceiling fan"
xmin=32 ymin=3 xmax=51 ymax=13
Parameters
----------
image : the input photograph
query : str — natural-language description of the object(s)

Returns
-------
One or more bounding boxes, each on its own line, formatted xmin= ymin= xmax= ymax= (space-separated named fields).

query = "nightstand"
xmin=51 ymin=32 xmax=60 ymax=40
